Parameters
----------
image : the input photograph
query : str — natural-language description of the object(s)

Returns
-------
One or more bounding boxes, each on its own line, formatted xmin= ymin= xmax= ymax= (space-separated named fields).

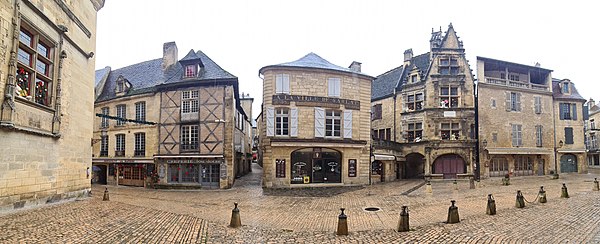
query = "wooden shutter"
xmin=343 ymin=110 xmax=352 ymax=139
xmin=283 ymin=74 xmax=290 ymax=94
xmin=571 ymin=104 xmax=577 ymax=120
xmin=505 ymin=92 xmax=511 ymax=111
xmin=565 ymin=127 xmax=574 ymax=144
xmin=314 ymin=107 xmax=325 ymax=138
xmin=290 ymin=108 xmax=298 ymax=137
xmin=266 ymin=107 xmax=275 ymax=136
xmin=516 ymin=93 xmax=521 ymax=111
xmin=534 ymin=97 xmax=542 ymax=114
xmin=536 ymin=125 xmax=543 ymax=147
xmin=559 ymin=103 xmax=565 ymax=120
xmin=275 ymin=75 xmax=282 ymax=93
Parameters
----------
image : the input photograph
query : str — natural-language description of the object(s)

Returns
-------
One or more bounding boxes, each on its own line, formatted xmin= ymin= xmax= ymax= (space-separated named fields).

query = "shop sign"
xmin=276 ymin=159 xmax=286 ymax=178
xmin=166 ymin=159 xmax=223 ymax=164
xmin=272 ymin=94 xmax=360 ymax=110
xmin=348 ymin=159 xmax=357 ymax=177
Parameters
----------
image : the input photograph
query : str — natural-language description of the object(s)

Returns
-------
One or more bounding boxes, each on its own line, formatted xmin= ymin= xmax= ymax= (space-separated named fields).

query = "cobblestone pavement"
xmin=0 ymin=162 xmax=599 ymax=243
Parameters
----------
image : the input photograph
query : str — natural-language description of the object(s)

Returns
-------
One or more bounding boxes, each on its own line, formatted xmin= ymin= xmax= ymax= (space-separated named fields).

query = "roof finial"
xmin=449 ymin=22 xmax=453 ymax=29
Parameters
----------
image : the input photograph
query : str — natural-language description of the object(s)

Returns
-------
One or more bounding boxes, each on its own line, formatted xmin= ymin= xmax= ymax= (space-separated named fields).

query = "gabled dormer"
xmin=115 ymin=75 xmax=131 ymax=96
xmin=430 ymin=23 xmax=464 ymax=51
xmin=560 ymin=79 xmax=571 ymax=95
xmin=180 ymin=49 xmax=204 ymax=79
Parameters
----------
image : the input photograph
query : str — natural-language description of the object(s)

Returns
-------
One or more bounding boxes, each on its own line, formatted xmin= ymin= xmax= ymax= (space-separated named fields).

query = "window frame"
xmin=564 ymin=127 xmax=574 ymax=145
xmin=115 ymin=134 xmax=126 ymax=156
xmin=116 ymin=104 xmax=127 ymax=126
xmin=16 ymin=21 xmax=55 ymax=107
xmin=181 ymin=90 xmax=199 ymax=114
xmin=184 ymin=65 xmax=196 ymax=78
xmin=275 ymin=107 xmax=289 ymax=136
xmin=406 ymin=122 xmax=423 ymax=142
xmin=275 ymin=74 xmax=290 ymax=94
xmin=135 ymin=102 xmax=146 ymax=122
xmin=511 ymin=124 xmax=522 ymax=147
xmin=134 ymin=132 xmax=145 ymax=157
xmin=439 ymin=85 xmax=459 ymax=108
xmin=325 ymin=110 xmax=342 ymax=138
xmin=440 ymin=122 xmax=460 ymax=140
xmin=534 ymin=96 xmax=542 ymax=114
xmin=372 ymin=104 xmax=382 ymax=120
xmin=181 ymin=125 xmax=199 ymax=151
xmin=535 ymin=125 xmax=543 ymax=147
xmin=101 ymin=107 xmax=109 ymax=128
xmin=407 ymin=92 xmax=424 ymax=111
xmin=438 ymin=56 xmax=459 ymax=75
xmin=328 ymin=77 xmax=341 ymax=97
xmin=100 ymin=135 xmax=108 ymax=157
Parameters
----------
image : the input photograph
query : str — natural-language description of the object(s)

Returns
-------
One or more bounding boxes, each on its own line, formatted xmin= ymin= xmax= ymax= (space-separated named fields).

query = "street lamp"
xmin=554 ymin=140 xmax=563 ymax=179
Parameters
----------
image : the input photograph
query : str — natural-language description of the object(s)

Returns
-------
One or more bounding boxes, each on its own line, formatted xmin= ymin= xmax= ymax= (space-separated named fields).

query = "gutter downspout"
xmin=474 ymin=82 xmax=480 ymax=180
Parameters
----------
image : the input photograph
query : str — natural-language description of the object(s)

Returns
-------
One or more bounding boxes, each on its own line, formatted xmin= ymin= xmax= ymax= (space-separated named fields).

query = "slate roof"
xmin=552 ymin=79 xmax=586 ymax=101
xmin=96 ymin=50 xmax=236 ymax=102
xmin=259 ymin=52 xmax=372 ymax=78
xmin=371 ymin=52 xmax=431 ymax=101
xmin=94 ymin=66 xmax=110 ymax=87
xmin=180 ymin=49 xmax=201 ymax=62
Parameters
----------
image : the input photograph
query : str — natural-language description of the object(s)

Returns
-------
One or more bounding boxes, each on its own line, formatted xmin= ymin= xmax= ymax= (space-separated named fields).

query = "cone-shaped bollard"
xmin=446 ymin=200 xmax=460 ymax=224
xmin=453 ymin=180 xmax=458 ymax=190
xmin=469 ymin=178 xmax=475 ymax=189
xmin=538 ymin=186 xmax=547 ymax=203
xmin=102 ymin=187 xmax=109 ymax=201
xmin=515 ymin=190 xmax=525 ymax=208
xmin=336 ymin=208 xmax=348 ymax=235
xmin=486 ymin=194 xmax=497 ymax=215
xmin=425 ymin=181 xmax=433 ymax=193
xmin=593 ymin=178 xmax=599 ymax=191
xmin=229 ymin=202 xmax=242 ymax=228
xmin=561 ymin=183 xmax=569 ymax=198
xmin=397 ymin=206 xmax=410 ymax=232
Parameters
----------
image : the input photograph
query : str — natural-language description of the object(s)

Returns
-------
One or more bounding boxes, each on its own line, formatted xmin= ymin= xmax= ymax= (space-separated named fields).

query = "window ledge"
xmin=15 ymin=96 xmax=55 ymax=113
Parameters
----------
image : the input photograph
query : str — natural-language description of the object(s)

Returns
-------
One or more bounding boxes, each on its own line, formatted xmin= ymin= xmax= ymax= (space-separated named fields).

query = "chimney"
xmin=590 ymin=98 xmax=596 ymax=107
xmin=535 ymin=62 xmax=541 ymax=67
xmin=348 ymin=61 xmax=362 ymax=72
xmin=404 ymin=49 xmax=413 ymax=65
xmin=162 ymin=42 xmax=178 ymax=69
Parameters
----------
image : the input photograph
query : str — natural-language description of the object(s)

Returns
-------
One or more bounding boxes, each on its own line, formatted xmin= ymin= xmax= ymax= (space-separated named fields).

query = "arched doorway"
xmin=433 ymin=154 xmax=466 ymax=179
xmin=560 ymin=154 xmax=578 ymax=173
xmin=404 ymin=153 xmax=425 ymax=179
xmin=291 ymin=148 xmax=342 ymax=184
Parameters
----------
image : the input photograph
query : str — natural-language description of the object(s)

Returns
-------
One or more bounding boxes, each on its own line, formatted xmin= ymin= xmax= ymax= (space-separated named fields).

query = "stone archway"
xmin=404 ymin=153 xmax=425 ymax=179
xmin=433 ymin=154 xmax=466 ymax=179
xmin=560 ymin=154 xmax=578 ymax=173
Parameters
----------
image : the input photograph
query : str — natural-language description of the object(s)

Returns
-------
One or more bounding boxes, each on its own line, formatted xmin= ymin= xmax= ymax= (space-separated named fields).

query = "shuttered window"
xmin=275 ymin=108 xmax=289 ymax=136
xmin=506 ymin=92 xmax=521 ymax=111
xmin=565 ymin=127 xmax=574 ymax=144
xmin=372 ymin=104 xmax=382 ymax=120
xmin=534 ymin=96 xmax=542 ymax=114
xmin=328 ymin=78 xmax=341 ymax=97
xmin=535 ymin=125 xmax=543 ymax=147
xmin=560 ymin=103 xmax=577 ymax=120
xmin=343 ymin=110 xmax=352 ymax=139
xmin=290 ymin=108 xmax=298 ymax=137
xmin=314 ymin=107 xmax=325 ymax=138
xmin=275 ymin=74 xmax=290 ymax=94
xmin=511 ymin=124 xmax=522 ymax=147
xmin=266 ymin=107 xmax=275 ymax=136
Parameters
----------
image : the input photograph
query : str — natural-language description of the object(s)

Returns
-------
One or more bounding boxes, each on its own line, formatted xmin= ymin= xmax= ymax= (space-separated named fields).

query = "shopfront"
xmin=92 ymin=159 xmax=154 ymax=187
xmin=290 ymin=148 xmax=342 ymax=184
xmin=155 ymin=158 xmax=225 ymax=189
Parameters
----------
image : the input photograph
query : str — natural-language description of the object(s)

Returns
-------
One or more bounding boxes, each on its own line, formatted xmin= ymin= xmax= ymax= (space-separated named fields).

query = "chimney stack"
xmin=590 ymin=98 xmax=596 ymax=107
xmin=349 ymin=61 xmax=362 ymax=72
xmin=404 ymin=49 xmax=413 ymax=65
xmin=162 ymin=42 xmax=178 ymax=69
xmin=535 ymin=62 xmax=541 ymax=67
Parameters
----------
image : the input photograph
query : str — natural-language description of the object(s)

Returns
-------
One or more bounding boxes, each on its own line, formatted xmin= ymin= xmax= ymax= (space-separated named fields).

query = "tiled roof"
xmin=180 ymin=49 xmax=201 ymax=62
xmin=259 ymin=52 xmax=372 ymax=77
xmin=96 ymin=50 xmax=236 ymax=102
xmin=372 ymin=66 xmax=403 ymax=100
xmin=552 ymin=79 xmax=586 ymax=101
xmin=95 ymin=66 xmax=110 ymax=87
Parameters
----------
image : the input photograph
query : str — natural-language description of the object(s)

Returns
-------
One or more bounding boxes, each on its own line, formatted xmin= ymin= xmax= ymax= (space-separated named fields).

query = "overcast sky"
xmin=95 ymin=0 xmax=599 ymax=121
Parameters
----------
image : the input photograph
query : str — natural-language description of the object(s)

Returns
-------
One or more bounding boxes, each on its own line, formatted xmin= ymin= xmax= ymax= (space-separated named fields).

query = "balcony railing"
xmin=484 ymin=77 xmax=549 ymax=91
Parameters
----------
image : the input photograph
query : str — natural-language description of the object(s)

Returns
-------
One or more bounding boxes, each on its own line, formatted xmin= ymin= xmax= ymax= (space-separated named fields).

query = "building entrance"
xmin=291 ymin=148 xmax=341 ymax=184
xmin=433 ymin=154 xmax=466 ymax=179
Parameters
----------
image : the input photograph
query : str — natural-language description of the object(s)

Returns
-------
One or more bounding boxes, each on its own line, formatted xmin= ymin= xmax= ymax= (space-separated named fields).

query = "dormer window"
xmin=411 ymin=75 xmax=417 ymax=83
xmin=185 ymin=65 xmax=196 ymax=78
xmin=115 ymin=77 xmax=131 ymax=94
xmin=562 ymin=82 xmax=570 ymax=93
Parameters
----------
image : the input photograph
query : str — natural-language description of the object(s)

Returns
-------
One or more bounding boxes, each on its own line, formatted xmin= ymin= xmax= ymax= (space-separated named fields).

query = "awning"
xmin=373 ymin=154 xmax=404 ymax=161
xmin=557 ymin=149 xmax=587 ymax=153
xmin=486 ymin=148 xmax=552 ymax=155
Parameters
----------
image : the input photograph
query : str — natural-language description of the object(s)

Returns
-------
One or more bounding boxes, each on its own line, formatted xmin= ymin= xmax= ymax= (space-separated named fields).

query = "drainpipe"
xmin=474 ymin=82 xmax=481 ymax=180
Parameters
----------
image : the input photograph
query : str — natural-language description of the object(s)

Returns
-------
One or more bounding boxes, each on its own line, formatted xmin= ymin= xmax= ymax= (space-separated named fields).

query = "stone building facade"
xmin=0 ymin=0 xmax=104 ymax=211
xmin=552 ymin=79 xmax=587 ymax=174
xmin=259 ymin=53 xmax=373 ymax=188
xmin=371 ymin=24 xmax=476 ymax=181
xmin=477 ymin=57 xmax=556 ymax=177
xmin=585 ymin=99 xmax=600 ymax=173
xmin=92 ymin=42 xmax=252 ymax=189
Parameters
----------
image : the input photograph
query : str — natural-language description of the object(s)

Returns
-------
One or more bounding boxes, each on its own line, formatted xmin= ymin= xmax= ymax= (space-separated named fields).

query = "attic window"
xmin=562 ymin=82 xmax=570 ymax=93
xmin=411 ymin=75 xmax=418 ymax=83
xmin=185 ymin=65 xmax=196 ymax=78
xmin=117 ymin=80 xmax=126 ymax=93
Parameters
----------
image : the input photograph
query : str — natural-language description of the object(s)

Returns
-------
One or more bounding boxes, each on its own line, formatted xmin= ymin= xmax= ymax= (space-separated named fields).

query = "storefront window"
xmin=291 ymin=148 xmax=341 ymax=184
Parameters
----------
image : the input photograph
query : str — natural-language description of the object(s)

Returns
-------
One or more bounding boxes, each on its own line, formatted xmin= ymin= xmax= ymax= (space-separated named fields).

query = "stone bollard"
xmin=538 ymin=186 xmax=547 ymax=203
xmin=502 ymin=174 xmax=510 ymax=186
xmin=486 ymin=194 xmax=496 ymax=215
xmin=515 ymin=190 xmax=525 ymax=208
xmin=469 ymin=178 xmax=475 ymax=189
xmin=453 ymin=180 xmax=458 ymax=191
xmin=593 ymin=178 xmax=599 ymax=191
xmin=336 ymin=208 xmax=348 ymax=236
xmin=425 ymin=181 xmax=433 ymax=193
xmin=229 ymin=202 xmax=242 ymax=228
xmin=397 ymin=206 xmax=410 ymax=232
xmin=102 ymin=187 xmax=109 ymax=201
xmin=446 ymin=200 xmax=460 ymax=224
xmin=561 ymin=183 xmax=569 ymax=198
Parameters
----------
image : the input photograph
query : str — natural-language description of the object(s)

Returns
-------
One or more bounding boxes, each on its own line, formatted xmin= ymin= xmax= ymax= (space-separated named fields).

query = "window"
xmin=378 ymin=129 xmax=385 ymax=141
xmin=181 ymin=125 xmax=199 ymax=151
xmin=508 ymin=73 xmax=520 ymax=81
xmin=325 ymin=110 xmax=341 ymax=137
xmin=275 ymin=108 xmax=289 ymax=136
xmin=116 ymin=105 xmax=126 ymax=126
xmin=135 ymin=102 xmax=146 ymax=122
xmin=134 ymin=133 xmax=145 ymax=157
xmin=372 ymin=104 xmax=382 ymax=120
xmin=185 ymin=65 xmax=196 ymax=77
xmin=591 ymin=119 xmax=596 ymax=130
xmin=511 ymin=124 xmax=522 ymax=147
xmin=115 ymin=134 xmax=125 ymax=156
xmin=500 ymin=72 xmax=506 ymax=79
xmin=562 ymin=82 xmax=569 ymax=93
xmin=514 ymin=156 xmax=533 ymax=176
xmin=101 ymin=107 xmax=109 ymax=128
xmin=275 ymin=74 xmax=290 ymax=94
xmin=411 ymin=75 xmax=418 ymax=83
xmin=407 ymin=93 xmax=424 ymax=111
xmin=16 ymin=22 xmax=55 ymax=106
xmin=559 ymin=103 xmax=577 ymax=120
xmin=490 ymin=157 xmax=509 ymax=177
xmin=565 ymin=127 xmax=574 ymax=145
xmin=591 ymin=135 xmax=598 ymax=150
xmin=100 ymin=135 xmax=108 ymax=157
xmin=507 ymin=92 xmax=521 ymax=111
xmin=441 ymin=122 xmax=459 ymax=140
xmin=182 ymin=90 xmax=199 ymax=114
xmin=328 ymin=78 xmax=341 ymax=97
xmin=439 ymin=56 xmax=459 ymax=75
xmin=492 ymin=133 xmax=498 ymax=143
xmin=406 ymin=122 xmax=423 ymax=142
xmin=534 ymin=96 xmax=542 ymax=114
xmin=440 ymin=86 xmax=459 ymax=108
xmin=535 ymin=125 xmax=543 ymax=147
